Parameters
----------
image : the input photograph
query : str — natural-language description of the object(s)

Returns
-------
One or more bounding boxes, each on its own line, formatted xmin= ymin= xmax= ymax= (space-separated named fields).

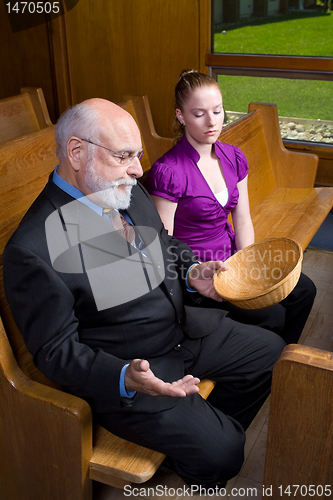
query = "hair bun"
xmin=178 ymin=69 xmax=198 ymax=81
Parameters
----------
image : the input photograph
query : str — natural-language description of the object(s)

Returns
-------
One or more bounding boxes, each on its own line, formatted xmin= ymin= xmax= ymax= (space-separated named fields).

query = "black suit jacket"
xmin=4 ymin=175 xmax=226 ymax=414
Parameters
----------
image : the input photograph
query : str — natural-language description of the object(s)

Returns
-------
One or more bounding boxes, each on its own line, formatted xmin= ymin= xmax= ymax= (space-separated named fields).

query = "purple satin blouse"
xmin=145 ymin=135 xmax=249 ymax=262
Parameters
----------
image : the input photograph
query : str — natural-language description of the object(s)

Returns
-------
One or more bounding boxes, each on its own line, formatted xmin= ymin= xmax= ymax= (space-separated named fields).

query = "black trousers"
xmin=98 ymin=318 xmax=285 ymax=485
xmin=201 ymin=272 xmax=316 ymax=345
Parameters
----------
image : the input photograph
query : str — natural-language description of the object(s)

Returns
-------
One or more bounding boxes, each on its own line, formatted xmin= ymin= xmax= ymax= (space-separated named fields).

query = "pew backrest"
xmin=0 ymin=126 xmax=57 ymax=261
xmin=0 ymin=125 xmax=58 ymax=385
xmin=123 ymin=95 xmax=173 ymax=166
xmin=0 ymin=87 xmax=52 ymax=143
xmin=219 ymin=103 xmax=318 ymax=211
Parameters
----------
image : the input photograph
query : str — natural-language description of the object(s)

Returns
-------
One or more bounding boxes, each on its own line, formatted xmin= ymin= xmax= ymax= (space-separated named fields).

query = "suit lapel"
xmin=127 ymin=184 xmax=179 ymax=304
xmin=126 ymin=184 xmax=154 ymax=227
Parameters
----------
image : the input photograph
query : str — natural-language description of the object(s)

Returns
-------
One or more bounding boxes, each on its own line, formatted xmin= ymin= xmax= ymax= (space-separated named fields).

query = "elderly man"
xmin=3 ymin=98 xmax=285 ymax=486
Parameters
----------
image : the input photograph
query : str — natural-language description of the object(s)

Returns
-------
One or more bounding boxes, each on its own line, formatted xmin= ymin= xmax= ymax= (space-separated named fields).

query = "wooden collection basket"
xmin=213 ymin=237 xmax=303 ymax=310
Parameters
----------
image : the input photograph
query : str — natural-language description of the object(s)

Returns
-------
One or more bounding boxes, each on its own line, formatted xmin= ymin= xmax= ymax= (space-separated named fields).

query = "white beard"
xmin=84 ymin=156 xmax=136 ymax=210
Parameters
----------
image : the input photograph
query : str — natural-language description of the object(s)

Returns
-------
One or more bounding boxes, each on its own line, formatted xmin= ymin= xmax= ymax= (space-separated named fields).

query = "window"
xmin=210 ymin=0 xmax=333 ymax=144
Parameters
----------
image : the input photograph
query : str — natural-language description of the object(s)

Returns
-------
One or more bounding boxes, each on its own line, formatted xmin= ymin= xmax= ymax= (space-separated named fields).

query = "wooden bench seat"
xmin=0 ymin=87 xmax=52 ymax=143
xmin=0 ymin=124 xmax=215 ymax=499
xmin=250 ymin=186 xmax=333 ymax=249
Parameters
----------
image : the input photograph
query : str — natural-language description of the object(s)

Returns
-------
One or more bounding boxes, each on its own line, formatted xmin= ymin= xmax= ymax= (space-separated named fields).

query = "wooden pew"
xmin=1 ymin=96 xmax=332 ymax=497
xmin=125 ymin=95 xmax=333 ymax=251
xmin=0 ymin=87 xmax=52 ymax=143
xmin=0 ymin=126 xmax=215 ymax=499
xmin=220 ymin=102 xmax=333 ymax=250
xmin=264 ymin=345 xmax=333 ymax=497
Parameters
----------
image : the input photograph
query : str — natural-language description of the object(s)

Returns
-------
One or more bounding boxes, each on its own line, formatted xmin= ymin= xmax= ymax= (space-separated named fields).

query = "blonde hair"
xmin=173 ymin=69 xmax=221 ymax=143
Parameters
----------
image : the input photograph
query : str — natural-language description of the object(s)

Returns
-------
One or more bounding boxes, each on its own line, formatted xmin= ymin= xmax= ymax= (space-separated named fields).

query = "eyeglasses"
xmin=81 ymin=138 xmax=144 ymax=165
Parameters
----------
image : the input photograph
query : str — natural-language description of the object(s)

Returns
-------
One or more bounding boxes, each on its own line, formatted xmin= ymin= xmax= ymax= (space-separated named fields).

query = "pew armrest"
xmin=21 ymin=87 xmax=53 ymax=128
xmin=0 ymin=318 xmax=93 ymax=499
xmin=264 ymin=344 xmax=333 ymax=488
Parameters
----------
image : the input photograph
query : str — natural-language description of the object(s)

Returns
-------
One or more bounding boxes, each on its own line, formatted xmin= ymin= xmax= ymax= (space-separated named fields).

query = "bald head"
xmin=83 ymin=98 xmax=133 ymax=121
xmin=56 ymin=98 xmax=140 ymax=161
xmin=83 ymin=98 xmax=141 ymax=153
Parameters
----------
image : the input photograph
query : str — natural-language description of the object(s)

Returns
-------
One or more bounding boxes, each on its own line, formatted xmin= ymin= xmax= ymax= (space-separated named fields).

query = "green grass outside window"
xmin=214 ymin=11 xmax=333 ymax=57
xmin=214 ymin=11 xmax=333 ymax=122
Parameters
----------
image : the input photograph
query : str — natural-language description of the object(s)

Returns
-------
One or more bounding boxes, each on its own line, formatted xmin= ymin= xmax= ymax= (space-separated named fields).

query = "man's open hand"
xmin=125 ymin=359 xmax=200 ymax=397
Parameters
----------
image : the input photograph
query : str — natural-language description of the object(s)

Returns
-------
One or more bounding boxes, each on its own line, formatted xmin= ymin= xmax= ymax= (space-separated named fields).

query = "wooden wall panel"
xmin=64 ymin=0 xmax=210 ymax=137
xmin=0 ymin=0 xmax=211 ymax=135
xmin=0 ymin=2 xmax=58 ymax=122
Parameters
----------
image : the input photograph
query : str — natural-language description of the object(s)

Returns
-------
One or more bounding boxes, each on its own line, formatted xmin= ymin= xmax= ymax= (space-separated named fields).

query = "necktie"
xmin=102 ymin=208 xmax=153 ymax=291
xmin=103 ymin=208 xmax=135 ymax=244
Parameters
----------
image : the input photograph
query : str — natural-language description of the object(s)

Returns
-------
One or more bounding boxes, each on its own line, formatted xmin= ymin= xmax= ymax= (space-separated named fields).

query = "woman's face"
xmin=176 ymin=85 xmax=224 ymax=150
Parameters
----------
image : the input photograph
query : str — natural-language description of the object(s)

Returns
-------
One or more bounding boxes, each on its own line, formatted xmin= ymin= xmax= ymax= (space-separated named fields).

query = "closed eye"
xmin=118 ymin=150 xmax=144 ymax=164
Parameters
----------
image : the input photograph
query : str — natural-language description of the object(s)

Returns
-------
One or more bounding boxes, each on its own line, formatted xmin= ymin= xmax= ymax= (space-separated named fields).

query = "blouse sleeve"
xmin=234 ymin=146 xmax=249 ymax=182
xmin=145 ymin=162 xmax=185 ymax=203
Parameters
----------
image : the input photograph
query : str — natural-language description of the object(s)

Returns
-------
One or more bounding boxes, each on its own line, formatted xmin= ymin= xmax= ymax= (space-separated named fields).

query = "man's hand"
xmin=125 ymin=359 xmax=200 ymax=397
xmin=188 ymin=261 xmax=228 ymax=302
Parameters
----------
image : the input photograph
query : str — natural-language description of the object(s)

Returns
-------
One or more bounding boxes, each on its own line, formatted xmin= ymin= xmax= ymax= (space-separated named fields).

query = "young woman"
xmin=145 ymin=70 xmax=316 ymax=344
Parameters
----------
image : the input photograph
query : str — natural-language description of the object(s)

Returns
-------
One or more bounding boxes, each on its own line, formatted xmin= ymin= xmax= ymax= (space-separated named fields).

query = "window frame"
xmin=207 ymin=53 xmax=333 ymax=82
xmin=207 ymin=1 xmax=333 ymax=184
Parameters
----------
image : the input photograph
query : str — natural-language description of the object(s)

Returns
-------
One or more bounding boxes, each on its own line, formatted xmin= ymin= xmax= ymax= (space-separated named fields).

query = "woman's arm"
xmin=151 ymin=195 xmax=178 ymax=235
xmin=231 ymin=175 xmax=255 ymax=251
